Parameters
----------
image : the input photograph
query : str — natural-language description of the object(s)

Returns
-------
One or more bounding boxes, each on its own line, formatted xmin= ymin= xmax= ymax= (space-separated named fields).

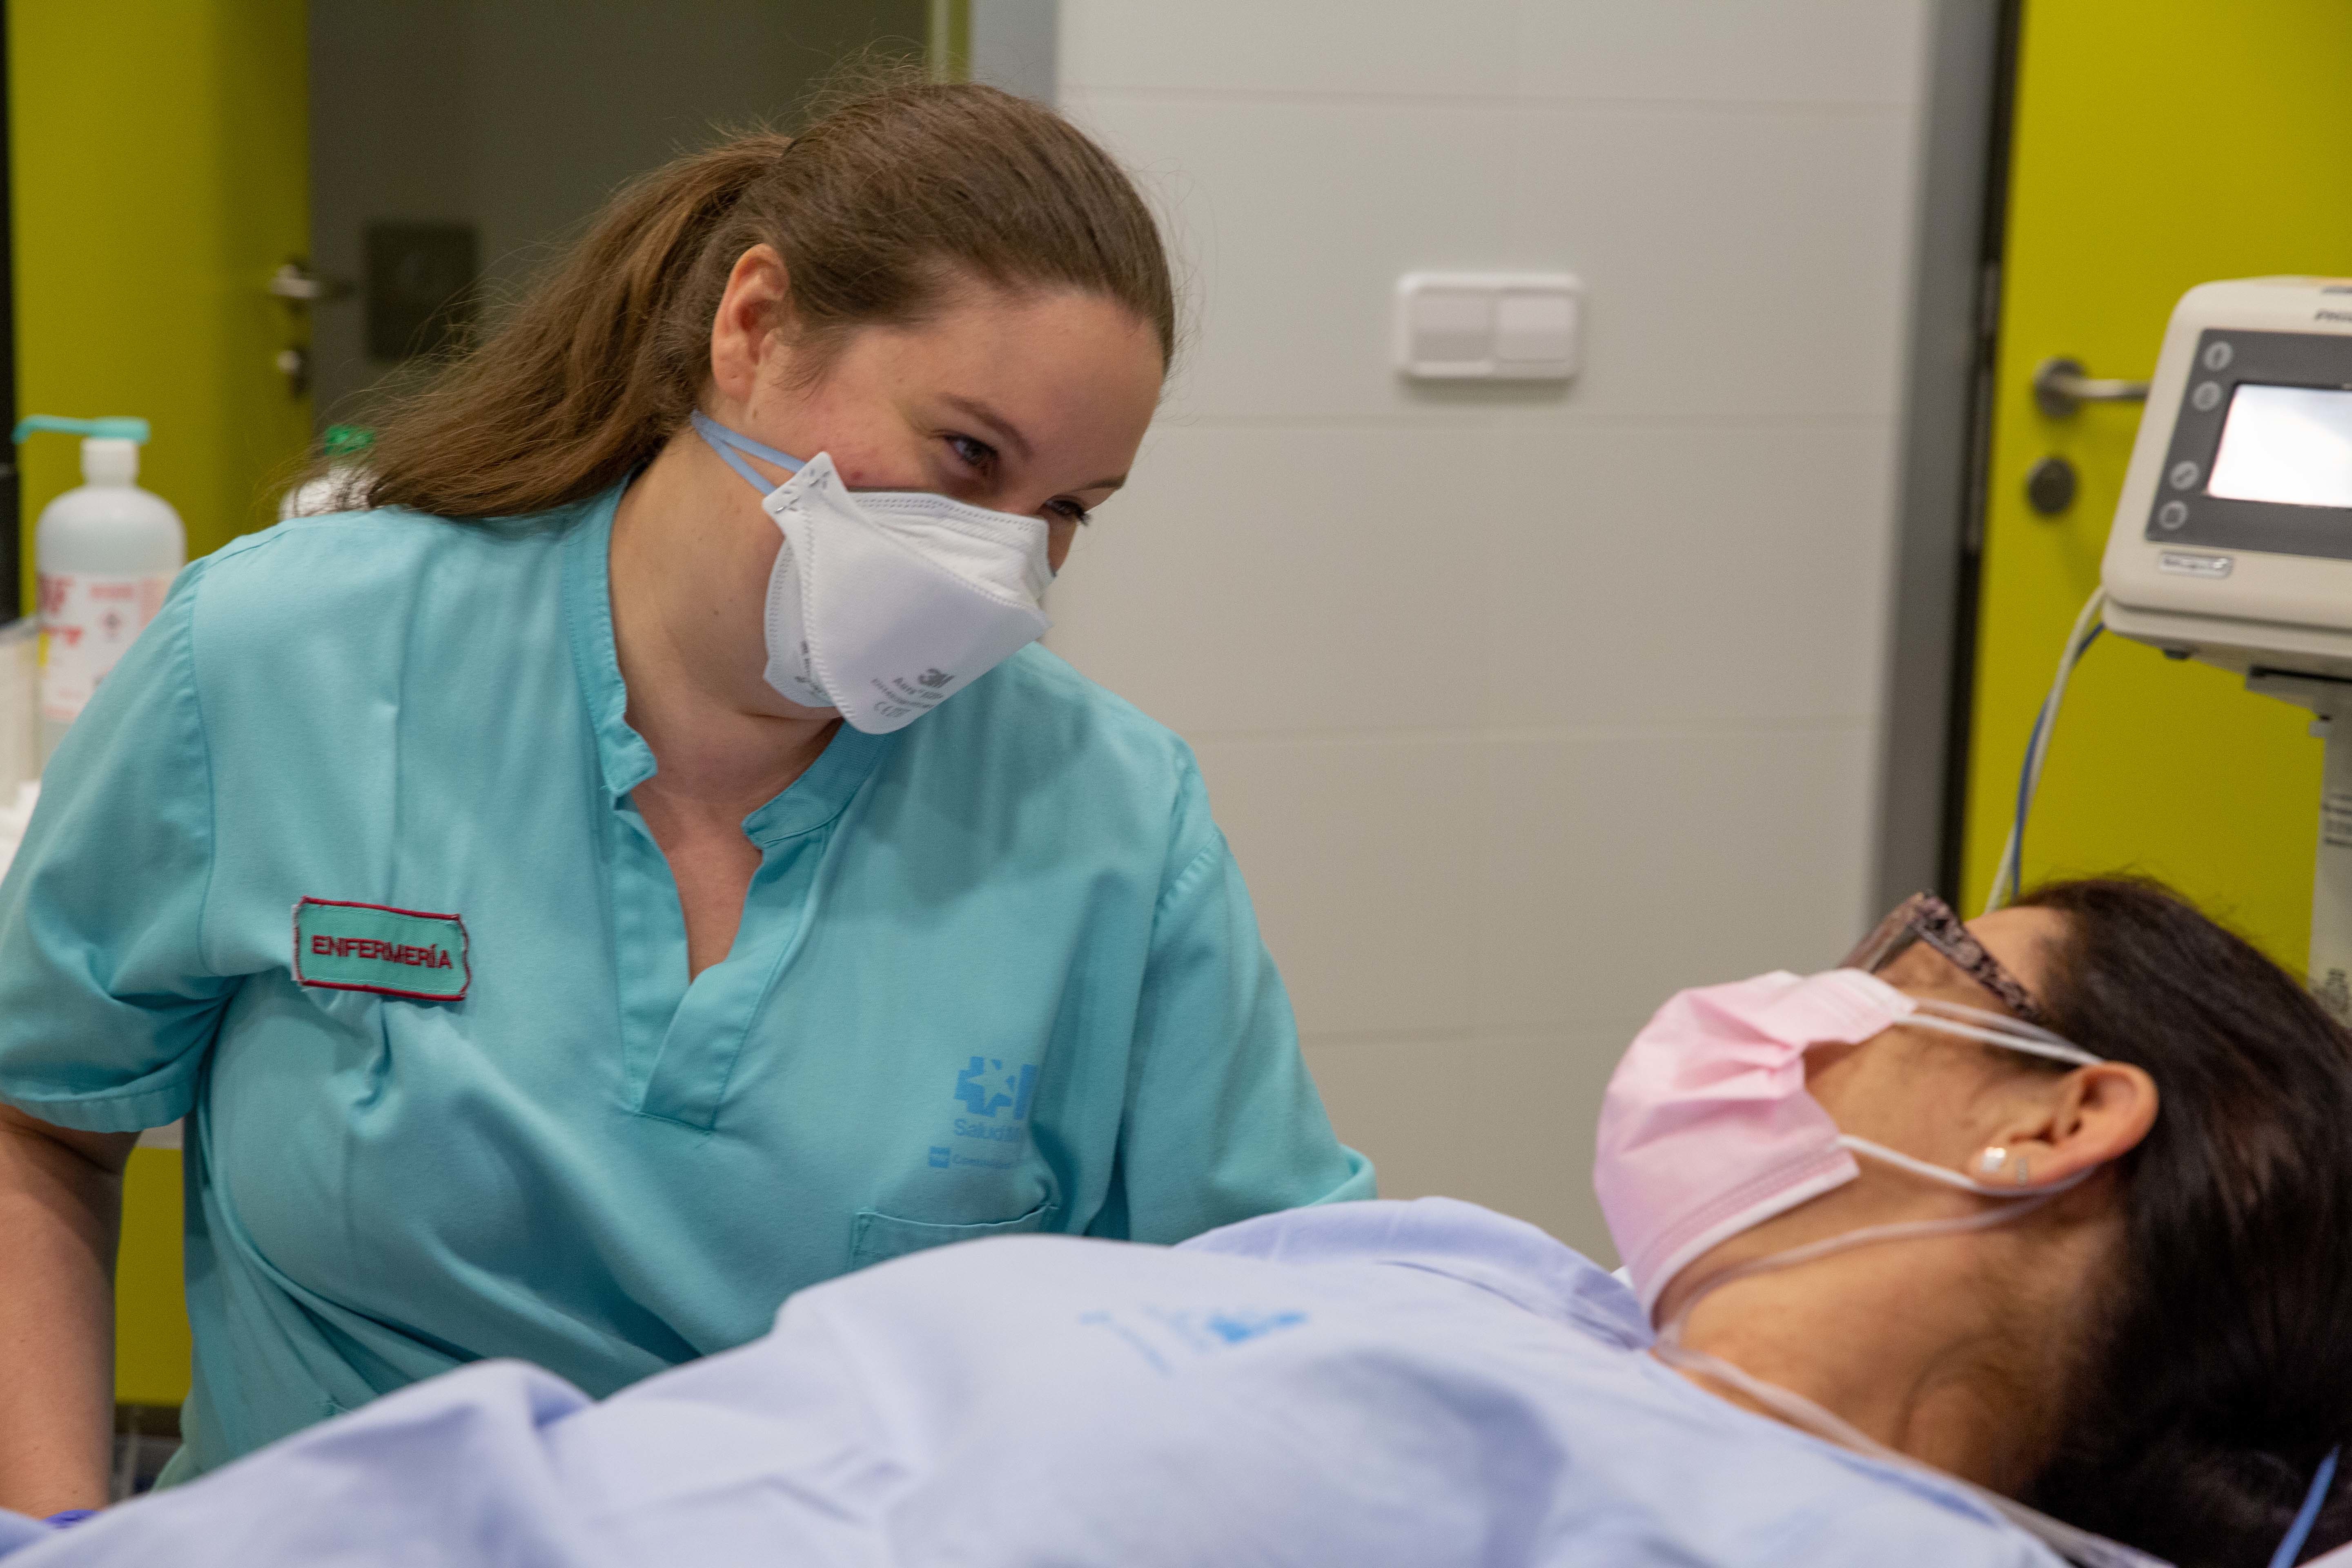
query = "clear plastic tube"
xmin=1651 ymin=1150 xmax=2163 ymax=1568
xmin=1985 ymin=588 xmax=2107 ymax=915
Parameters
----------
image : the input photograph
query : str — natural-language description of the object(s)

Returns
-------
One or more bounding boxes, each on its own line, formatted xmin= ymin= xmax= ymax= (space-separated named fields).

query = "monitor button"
xmin=2169 ymin=460 xmax=2201 ymax=490
xmin=2203 ymin=340 xmax=2235 ymax=371
xmin=2157 ymin=499 xmax=2189 ymax=530
xmin=2192 ymin=379 xmax=2224 ymax=412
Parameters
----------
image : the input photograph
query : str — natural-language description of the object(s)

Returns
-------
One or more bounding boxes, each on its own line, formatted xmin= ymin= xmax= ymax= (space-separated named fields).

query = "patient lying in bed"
xmin=4 ymin=877 xmax=2346 ymax=1567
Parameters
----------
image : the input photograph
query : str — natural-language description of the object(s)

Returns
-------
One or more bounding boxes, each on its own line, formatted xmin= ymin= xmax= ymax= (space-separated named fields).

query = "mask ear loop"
xmin=1838 ymin=1137 xmax=2095 ymax=1199
xmin=691 ymin=410 xmax=805 ymax=494
xmin=1903 ymin=1000 xmax=2102 ymax=1067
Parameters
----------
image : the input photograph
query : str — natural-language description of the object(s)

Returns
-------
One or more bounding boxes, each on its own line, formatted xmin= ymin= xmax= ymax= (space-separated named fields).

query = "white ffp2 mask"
xmin=693 ymin=411 xmax=1053 ymax=735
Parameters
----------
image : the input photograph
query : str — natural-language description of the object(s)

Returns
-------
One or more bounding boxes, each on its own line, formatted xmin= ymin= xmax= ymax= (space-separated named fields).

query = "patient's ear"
xmin=1989 ymin=1063 xmax=2157 ymax=1185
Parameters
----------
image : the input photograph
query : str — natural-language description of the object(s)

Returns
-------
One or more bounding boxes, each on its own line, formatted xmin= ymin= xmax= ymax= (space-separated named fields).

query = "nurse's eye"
xmin=944 ymin=434 xmax=997 ymax=474
xmin=1046 ymin=497 xmax=1093 ymax=526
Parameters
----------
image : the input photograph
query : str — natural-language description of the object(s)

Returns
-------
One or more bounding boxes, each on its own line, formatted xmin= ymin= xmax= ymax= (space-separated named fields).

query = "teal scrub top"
xmin=0 ymin=486 xmax=1372 ymax=1478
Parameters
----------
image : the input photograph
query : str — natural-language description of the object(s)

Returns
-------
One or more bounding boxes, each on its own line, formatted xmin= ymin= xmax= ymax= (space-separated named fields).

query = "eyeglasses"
xmin=1842 ymin=891 xmax=2054 ymax=1031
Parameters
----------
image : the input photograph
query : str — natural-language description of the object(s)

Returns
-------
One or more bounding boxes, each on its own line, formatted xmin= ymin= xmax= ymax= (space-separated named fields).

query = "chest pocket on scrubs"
xmin=850 ymin=1200 xmax=1058 ymax=1272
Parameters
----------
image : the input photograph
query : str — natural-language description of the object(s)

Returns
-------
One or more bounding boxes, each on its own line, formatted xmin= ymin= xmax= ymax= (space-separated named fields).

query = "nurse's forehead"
xmin=866 ymin=287 xmax=1155 ymax=369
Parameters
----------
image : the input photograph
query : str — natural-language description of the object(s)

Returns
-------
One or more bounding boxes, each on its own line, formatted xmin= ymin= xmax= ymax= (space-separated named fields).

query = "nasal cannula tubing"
xmin=1648 ymin=1181 xmax=2165 ymax=1568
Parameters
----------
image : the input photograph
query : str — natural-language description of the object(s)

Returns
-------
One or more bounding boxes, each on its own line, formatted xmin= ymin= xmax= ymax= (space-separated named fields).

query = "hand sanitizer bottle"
xmin=14 ymin=416 xmax=186 ymax=762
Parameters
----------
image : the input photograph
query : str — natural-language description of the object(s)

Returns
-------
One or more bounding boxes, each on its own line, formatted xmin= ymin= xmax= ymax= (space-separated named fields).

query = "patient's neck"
xmin=1664 ymin=1232 xmax=2096 ymax=1494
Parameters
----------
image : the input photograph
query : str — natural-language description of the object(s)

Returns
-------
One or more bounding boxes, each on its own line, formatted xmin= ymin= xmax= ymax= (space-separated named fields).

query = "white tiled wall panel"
xmin=1066 ymin=92 xmax=1917 ymax=423
xmin=1480 ymin=418 xmax=1900 ymax=729
xmin=1303 ymin=1028 xmax=1635 ymax=1261
xmin=1054 ymin=422 xmax=1500 ymax=736
xmin=1058 ymin=417 xmax=1900 ymax=736
xmin=1062 ymin=0 xmax=1922 ymax=107
xmin=1051 ymin=0 xmax=1932 ymax=1257
xmin=1191 ymin=735 xmax=1479 ymax=1040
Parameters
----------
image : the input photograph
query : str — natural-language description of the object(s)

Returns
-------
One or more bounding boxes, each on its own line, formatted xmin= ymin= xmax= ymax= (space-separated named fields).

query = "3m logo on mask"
xmin=917 ymin=668 xmax=952 ymax=690
xmin=956 ymin=1056 xmax=1038 ymax=1121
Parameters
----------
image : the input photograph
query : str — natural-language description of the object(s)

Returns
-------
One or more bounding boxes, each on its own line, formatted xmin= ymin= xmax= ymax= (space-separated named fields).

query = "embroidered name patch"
xmin=293 ymin=898 xmax=470 ymax=1002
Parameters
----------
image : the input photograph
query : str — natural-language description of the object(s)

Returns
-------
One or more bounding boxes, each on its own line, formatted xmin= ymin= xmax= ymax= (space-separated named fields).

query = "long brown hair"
xmin=356 ymin=81 xmax=1175 ymax=521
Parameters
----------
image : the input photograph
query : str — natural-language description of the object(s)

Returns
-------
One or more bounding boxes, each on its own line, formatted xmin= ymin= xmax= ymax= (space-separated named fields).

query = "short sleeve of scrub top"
xmin=0 ymin=561 xmax=227 ymax=1126
xmin=0 ymin=488 xmax=1372 ymax=1479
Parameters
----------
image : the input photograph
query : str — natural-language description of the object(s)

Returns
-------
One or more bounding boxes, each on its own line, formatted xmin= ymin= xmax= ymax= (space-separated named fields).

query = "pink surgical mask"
xmin=1594 ymin=967 xmax=2102 ymax=1319
xmin=1592 ymin=968 xmax=2169 ymax=1568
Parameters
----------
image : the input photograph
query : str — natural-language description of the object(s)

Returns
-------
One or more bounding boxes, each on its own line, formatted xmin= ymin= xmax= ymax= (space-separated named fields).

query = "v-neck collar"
xmin=560 ymin=482 xmax=899 ymax=838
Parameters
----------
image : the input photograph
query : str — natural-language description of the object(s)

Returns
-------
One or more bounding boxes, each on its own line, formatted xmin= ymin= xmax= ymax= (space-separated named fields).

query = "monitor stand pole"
xmin=2249 ymin=670 xmax=2352 ymax=1023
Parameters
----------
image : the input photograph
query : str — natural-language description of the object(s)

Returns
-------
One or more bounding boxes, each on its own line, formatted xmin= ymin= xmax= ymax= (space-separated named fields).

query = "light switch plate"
xmin=365 ymin=222 xmax=480 ymax=363
xmin=1395 ymin=272 xmax=1582 ymax=381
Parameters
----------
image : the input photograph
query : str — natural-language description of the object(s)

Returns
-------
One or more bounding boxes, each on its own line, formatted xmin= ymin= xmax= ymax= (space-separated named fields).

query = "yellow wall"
xmin=1963 ymin=0 xmax=2352 ymax=962
xmin=10 ymin=0 xmax=311 ymax=1405
xmin=114 ymin=1148 xmax=191 ymax=1408
xmin=11 ymin=0 xmax=310 ymax=609
xmin=928 ymin=0 xmax=970 ymax=80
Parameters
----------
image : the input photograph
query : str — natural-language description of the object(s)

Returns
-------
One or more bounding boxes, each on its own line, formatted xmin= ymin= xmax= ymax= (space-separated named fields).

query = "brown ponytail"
xmin=356 ymin=81 xmax=1176 ymax=521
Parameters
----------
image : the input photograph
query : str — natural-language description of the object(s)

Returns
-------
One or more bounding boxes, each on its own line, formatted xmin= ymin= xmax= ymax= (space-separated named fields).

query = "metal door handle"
xmin=266 ymin=260 xmax=347 ymax=399
xmin=267 ymin=261 xmax=352 ymax=303
xmin=2034 ymin=356 xmax=2150 ymax=417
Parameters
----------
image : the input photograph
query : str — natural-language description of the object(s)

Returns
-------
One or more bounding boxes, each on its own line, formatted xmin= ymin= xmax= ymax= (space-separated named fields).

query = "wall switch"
xmin=365 ymin=222 xmax=479 ymax=362
xmin=1395 ymin=272 xmax=1582 ymax=381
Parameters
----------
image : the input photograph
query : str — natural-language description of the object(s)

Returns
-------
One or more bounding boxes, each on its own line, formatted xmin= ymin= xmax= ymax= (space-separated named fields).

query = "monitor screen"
xmin=2207 ymin=382 xmax=2352 ymax=508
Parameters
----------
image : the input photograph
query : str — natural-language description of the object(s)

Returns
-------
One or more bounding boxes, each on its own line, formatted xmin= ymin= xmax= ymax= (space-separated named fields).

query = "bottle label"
xmin=38 ymin=572 xmax=172 ymax=723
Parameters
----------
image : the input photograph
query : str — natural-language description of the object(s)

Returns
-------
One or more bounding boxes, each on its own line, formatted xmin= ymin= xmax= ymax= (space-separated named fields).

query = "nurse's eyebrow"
xmin=944 ymin=393 xmax=1127 ymax=493
xmin=942 ymin=394 xmax=1034 ymax=461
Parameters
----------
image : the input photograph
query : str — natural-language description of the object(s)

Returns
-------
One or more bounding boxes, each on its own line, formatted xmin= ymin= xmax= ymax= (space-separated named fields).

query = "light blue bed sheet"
xmin=0 ymin=1199 xmax=2062 ymax=1566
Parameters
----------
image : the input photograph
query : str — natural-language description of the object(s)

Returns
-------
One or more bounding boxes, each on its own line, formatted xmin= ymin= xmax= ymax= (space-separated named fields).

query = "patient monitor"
xmin=2099 ymin=276 xmax=2352 ymax=1011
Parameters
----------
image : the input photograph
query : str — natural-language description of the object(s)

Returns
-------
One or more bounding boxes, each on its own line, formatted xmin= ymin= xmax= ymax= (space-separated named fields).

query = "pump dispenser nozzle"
xmin=14 ymin=415 xmax=152 ymax=486
xmin=13 ymin=415 xmax=150 ymax=444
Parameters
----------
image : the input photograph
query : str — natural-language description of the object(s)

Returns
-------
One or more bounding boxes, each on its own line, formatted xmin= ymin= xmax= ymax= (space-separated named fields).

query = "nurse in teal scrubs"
xmin=0 ymin=82 xmax=1370 ymax=1514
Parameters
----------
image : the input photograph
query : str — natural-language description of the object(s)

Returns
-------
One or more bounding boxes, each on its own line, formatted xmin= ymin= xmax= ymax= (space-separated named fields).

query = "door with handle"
xmin=301 ymin=2 xmax=932 ymax=429
xmin=266 ymin=261 xmax=354 ymax=396
xmin=11 ymin=0 xmax=312 ymax=1416
xmin=1960 ymin=0 xmax=2352 ymax=961
xmin=13 ymin=4 xmax=312 ymax=587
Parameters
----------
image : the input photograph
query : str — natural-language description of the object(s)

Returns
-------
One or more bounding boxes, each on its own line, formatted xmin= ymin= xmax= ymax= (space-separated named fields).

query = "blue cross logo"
xmin=1203 ymin=1310 xmax=1307 ymax=1345
xmin=956 ymin=1056 xmax=1038 ymax=1120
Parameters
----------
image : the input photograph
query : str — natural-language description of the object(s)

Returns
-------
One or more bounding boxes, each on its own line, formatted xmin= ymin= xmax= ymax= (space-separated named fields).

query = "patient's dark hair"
xmin=2013 ymin=878 xmax=2352 ymax=1566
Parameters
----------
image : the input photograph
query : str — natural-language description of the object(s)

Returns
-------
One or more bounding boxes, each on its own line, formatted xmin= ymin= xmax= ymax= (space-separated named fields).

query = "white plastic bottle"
xmin=15 ymin=416 xmax=185 ymax=762
xmin=279 ymin=423 xmax=374 ymax=519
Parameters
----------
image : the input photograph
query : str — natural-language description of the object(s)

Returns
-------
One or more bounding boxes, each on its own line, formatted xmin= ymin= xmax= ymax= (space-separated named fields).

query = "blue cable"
xmin=2005 ymin=624 xmax=2104 ymax=900
xmin=2270 ymin=1444 xmax=2339 ymax=1568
